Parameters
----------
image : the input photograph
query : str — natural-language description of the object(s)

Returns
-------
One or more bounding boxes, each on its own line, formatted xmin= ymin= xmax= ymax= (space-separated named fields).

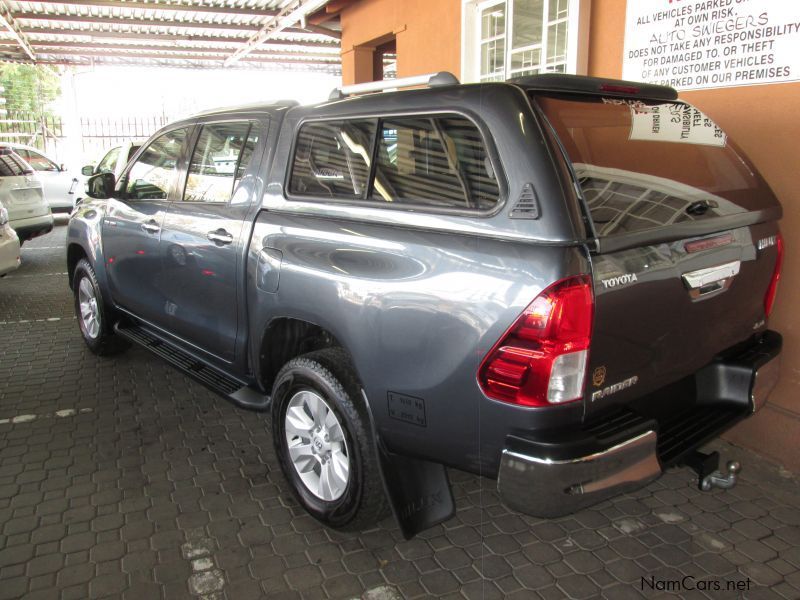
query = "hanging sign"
xmin=622 ymin=0 xmax=800 ymax=90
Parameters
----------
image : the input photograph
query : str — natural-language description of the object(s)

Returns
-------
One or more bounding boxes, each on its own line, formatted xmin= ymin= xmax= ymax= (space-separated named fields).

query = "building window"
xmin=464 ymin=0 xmax=587 ymax=82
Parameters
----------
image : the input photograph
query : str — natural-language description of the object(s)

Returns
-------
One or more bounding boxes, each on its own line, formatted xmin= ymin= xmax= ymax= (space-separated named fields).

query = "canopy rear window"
xmin=534 ymin=95 xmax=778 ymax=240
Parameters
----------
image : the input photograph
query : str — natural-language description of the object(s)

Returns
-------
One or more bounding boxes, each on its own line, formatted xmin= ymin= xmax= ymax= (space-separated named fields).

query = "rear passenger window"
xmin=288 ymin=115 xmax=499 ymax=212
xmin=184 ymin=121 xmax=254 ymax=204
xmin=289 ymin=120 xmax=376 ymax=198
xmin=371 ymin=116 xmax=499 ymax=210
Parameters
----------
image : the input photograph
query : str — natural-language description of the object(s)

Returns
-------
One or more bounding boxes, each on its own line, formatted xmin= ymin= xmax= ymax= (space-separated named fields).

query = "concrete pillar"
xmin=341 ymin=45 xmax=376 ymax=85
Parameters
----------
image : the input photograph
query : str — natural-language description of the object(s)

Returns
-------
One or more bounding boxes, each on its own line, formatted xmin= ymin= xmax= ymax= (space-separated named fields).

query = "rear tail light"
xmin=479 ymin=275 xmax=594 ymax=407
xmin=764 ymin=232 xmax=783 ymax=317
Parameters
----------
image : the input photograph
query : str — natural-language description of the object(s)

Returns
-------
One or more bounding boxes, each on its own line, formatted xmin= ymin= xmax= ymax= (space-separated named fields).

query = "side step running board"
xmin=114 ymin=322 xmax=270 ymax=411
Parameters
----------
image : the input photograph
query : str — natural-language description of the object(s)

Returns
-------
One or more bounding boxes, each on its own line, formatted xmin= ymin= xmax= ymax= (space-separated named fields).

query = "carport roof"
xmin=0 ymin=0 xmax=345 ymax=72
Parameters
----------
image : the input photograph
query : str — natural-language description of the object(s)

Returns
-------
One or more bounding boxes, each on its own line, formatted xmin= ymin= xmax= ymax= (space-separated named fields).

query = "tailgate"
xmin=533 ymin=93 xmax=783 ymax=416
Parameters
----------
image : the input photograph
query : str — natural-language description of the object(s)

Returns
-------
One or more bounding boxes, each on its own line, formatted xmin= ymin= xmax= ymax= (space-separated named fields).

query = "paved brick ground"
xmin=1 ymin=221 xmax=799 ymax=599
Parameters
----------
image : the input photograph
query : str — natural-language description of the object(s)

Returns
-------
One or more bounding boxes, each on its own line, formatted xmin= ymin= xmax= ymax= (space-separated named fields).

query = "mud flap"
xmin=377 ymin=444 xmax=456 ymax=540
xmin=360 ymin=391 xmax=455 ymax=539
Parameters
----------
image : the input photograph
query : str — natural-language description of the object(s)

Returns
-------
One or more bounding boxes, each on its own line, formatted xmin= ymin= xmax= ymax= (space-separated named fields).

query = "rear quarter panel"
xmin=248 ymin=212 xmax=591 ymax=475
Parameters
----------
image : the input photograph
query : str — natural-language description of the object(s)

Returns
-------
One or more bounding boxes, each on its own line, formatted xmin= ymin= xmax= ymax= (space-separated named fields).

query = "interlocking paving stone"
xmin=0 ymin=222 xmax=799 ymax=598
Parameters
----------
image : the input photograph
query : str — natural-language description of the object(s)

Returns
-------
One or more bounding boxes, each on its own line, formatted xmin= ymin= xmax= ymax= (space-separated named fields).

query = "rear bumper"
xmin=0 ymin=227 xmax=21 ymax=276
xmin=11 ymin=212 xmax=54 ymax=241
xmin=497 ymin=330 xmax=782 ymax=518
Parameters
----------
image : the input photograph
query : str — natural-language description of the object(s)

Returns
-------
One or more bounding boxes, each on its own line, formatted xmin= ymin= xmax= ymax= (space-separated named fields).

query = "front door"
xmin=103 ymin=127 xmax=190 ymax=325
xmin=158 ymin=119 xmax=264 ymax=362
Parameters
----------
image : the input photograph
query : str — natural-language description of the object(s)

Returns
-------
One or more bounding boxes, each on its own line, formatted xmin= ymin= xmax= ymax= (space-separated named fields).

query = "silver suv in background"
xmin=3 ymin=143 xmax=79 ymax=214
xmin=67 ymin=74 xmax=783 ymax=538
xmin=1 ymin=148 xmax=52 ymax=244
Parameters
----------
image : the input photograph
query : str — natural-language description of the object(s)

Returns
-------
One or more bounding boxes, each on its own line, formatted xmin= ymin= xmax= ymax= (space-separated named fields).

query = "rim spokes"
xmin=78 ymin=277 xmax=100 ymax=339
xmin=284 ymin=389 xmax=350 ymax=502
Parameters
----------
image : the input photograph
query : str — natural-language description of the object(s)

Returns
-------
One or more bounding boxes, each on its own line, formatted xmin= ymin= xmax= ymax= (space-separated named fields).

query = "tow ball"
xmin=684 ymin=450 xmax=741 ymax=491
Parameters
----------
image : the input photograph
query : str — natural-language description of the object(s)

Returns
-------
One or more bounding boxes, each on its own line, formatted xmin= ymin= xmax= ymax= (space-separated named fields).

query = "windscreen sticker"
xmin=629 ymin=104 xmax=727 ymax=147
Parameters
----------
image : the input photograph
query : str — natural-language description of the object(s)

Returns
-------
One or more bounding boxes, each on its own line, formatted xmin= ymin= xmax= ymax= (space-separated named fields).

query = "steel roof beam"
xmin=12 ymin=0 xmax=280 ymax=18
xmin=28 ymin=40 xmax=339 ymax=58
xmin=0 ymin=1 xmax=36 ymax=60
xmin=225 ymin=0 xmax=331 ymax=65
xmin=34 ymin=47 xmax=340 ymax=64
xmin=13 ymin=12 xmax=263 ymax=30
xmin=14 ymin=28 xmax=337 ymax=46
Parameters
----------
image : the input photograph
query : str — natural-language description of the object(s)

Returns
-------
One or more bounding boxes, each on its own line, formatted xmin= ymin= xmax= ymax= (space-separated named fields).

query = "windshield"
xmin=535 ymin=95 xmax=778 ymax=239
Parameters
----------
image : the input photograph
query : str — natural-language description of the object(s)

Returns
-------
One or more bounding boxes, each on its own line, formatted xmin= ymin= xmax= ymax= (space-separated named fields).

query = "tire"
xmin=72 ymin=258 xmax=129 ymax=356
xmin=271 ymin=348 xmax=389 ymax=531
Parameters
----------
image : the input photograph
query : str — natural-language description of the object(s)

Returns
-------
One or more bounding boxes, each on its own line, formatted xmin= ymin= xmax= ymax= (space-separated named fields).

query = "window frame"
xmin=284 ymin=110 xmax=507 ymax=218
xmin=462 ymin=0 xmax=588 ymax=83
xmin=117 ymin=125 xmax=191 ymax=203
xmin=179 ymin=119 xmax=257 ymax=206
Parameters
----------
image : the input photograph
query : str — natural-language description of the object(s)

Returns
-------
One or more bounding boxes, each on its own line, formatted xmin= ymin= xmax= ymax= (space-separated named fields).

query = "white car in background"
xmin=73 ymin=141 xmax=142 ymax=207
xmin=0 ymin=148 xmax=53 ymax=244
xmin=2 ymin=143 xmax=79 ymax=214
xmin=0 ymin=200 xmax=20 ymax=277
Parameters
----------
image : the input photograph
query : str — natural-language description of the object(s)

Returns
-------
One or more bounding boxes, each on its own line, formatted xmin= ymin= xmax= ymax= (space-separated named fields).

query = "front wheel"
xmin=271 ymin=348 xmax=389 ymax=531
xmin=72 ymin=258 xmax=129 ymax=356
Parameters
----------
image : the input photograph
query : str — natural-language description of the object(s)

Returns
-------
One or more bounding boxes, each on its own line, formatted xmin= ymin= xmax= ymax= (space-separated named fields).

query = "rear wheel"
xmin=271 ymin=348 xmax=388 ymax=531
xmin=72 ymin=258 xmax=129 ymax=356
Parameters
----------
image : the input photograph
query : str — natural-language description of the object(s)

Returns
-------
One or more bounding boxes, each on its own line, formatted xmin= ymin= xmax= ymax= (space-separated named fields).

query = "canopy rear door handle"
xmin=207 ymin=229 xmax=234 ymax=245
xmin=682 ymin=260 xmax=740 ymax=298
xmin=141 ymin=220 xmax=160 ymax=234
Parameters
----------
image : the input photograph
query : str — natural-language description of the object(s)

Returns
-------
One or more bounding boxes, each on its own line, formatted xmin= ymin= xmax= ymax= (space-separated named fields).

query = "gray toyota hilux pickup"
xmin=67 ymin=73 xmax=783 ymax=538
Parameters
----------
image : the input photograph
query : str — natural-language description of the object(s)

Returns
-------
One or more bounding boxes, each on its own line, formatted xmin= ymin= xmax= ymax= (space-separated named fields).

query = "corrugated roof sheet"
xmin=0 ymin=0 xmax=342 ymax=71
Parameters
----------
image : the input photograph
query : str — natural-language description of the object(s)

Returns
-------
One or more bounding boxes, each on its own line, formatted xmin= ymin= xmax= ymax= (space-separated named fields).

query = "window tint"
xmin=0 ymin=150 xmax=33 ymax=177
xmin=183 ymin=122 xmax=255 ymax=204
xmin=371 ymin=116 xmax=499 ymax=210
xmin=96 ymin=147 xmax=120 ymax=174
xmin=125 ymin=128 xmax=188 ymax=201
xmin=18 ymin=149 xmax=59 ymax=172
xmin=289 ymin=120 xmax=376 ymax=198
xmin=536 ymin=95 xmax=780 ymax=239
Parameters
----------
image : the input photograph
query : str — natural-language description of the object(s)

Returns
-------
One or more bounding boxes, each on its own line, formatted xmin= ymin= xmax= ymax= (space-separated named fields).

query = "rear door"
xmin=534 ymin=94 xmax=782 ymax=416
xmin=158 ymin=118 xmax=264 ymax=362
xmin=103 ymin=126 xmax=191 ymax=325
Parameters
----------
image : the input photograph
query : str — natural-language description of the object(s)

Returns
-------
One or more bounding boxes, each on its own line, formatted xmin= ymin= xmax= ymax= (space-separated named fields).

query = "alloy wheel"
xmin=284 ymin=390 xmax=350 ymax=501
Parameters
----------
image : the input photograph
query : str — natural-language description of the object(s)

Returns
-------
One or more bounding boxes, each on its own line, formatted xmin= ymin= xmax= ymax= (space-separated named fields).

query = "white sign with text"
xmin=622 ymin=0 xmax=800 ymax=90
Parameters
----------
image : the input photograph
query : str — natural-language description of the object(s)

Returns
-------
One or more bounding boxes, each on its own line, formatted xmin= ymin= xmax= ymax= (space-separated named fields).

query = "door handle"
xmin=207 ymin=229 xmax=234 ymax=245
xmin=682 ymin=260 xmax=740 ymax=298
xmin=141 ymin=220 xmax=160 ymax=234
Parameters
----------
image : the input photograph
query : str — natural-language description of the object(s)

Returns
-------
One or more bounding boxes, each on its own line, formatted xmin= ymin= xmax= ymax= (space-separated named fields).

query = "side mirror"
xmin=59 ymin=163 xmax=66 ymax=172
xmin=81 ymin=165 xmax=95 ymax=177
xmin=86 ymin=172 xmax=115 ymax=200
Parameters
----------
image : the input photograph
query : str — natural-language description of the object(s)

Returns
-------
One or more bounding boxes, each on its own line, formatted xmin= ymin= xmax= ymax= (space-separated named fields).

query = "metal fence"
xmin=0 ymin=112 xmax=63 ymax=152
xmin=0 ymin=111 xmax=170 ymax=166
xmin=79 ymin=114 xmax=170 ymax=156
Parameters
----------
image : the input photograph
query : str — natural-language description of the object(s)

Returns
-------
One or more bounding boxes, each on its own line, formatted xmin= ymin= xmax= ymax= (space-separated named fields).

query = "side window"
xmin=289 ymin=119 xmax=376 ymax=199
xmin=371 ymin=116 xmax=500 ymax=210
xmin=183 ymin=122 xmax=254 ymax=204
xmin=125 ymin=128 xmax=188 ymax=201
xmin=20 ymin=150 xmax=59 ymax=172
xmin=96 ymin=147 xmax=121 ymax=174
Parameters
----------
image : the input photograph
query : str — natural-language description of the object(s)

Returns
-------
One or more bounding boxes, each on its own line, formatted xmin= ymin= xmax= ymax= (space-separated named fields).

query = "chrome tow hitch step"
xmin=684 ymin=450 xmax=740 ymax=491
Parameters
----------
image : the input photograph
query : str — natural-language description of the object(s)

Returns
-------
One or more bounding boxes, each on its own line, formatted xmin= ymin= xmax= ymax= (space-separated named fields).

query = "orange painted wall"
xmin=340 ymin=0 xmax=461 ymax=84
xmin=339 ymin=0 xmax=800 ymax=470
xmin=589 ymin=0 xmax=800 ymax=471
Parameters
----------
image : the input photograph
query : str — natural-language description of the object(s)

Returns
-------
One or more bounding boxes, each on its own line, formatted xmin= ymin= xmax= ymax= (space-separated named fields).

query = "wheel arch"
xmin=66 ymin=243 xmax=88 ymax=290
xmin=257 ymin=317 xmax=346 ymax=393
